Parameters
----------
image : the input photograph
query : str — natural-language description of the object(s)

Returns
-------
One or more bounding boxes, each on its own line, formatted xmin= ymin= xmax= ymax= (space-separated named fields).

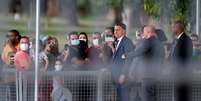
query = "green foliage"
xmin=171 ymin=0 xmax=189 ymax=25
xmin=143 ymin=0 xmax=189 ymax=24
xmin=110 ymin=0 xmax=123 ymax=9
xmin=169 ymin=0 xmax=189 ymax=25
xmin=143 ymin=0 xmax=160 ymax=18
xmin=77 ymin=0 xmax=91 ymax=15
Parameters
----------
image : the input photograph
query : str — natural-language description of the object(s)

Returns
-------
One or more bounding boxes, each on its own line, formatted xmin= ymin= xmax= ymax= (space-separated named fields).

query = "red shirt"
xmin=14 ymin=51 xmax=32 ymax=71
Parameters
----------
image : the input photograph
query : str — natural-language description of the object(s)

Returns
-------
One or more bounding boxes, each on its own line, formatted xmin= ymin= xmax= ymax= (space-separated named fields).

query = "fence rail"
xmin=1 ymin=69 xmax=201 ymax=101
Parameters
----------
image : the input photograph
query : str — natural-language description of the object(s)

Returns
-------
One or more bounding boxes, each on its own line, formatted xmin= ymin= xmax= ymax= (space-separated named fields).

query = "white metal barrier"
xmin=21 ymin=71 xmax=115 ymax=101
xmin=1 ymin=69 xmax=201 ymax=101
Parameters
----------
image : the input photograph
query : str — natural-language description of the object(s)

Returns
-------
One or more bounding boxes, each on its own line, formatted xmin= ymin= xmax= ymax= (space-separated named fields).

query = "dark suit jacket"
xmin=170 ymin=33 xmax=193 ymax=66
xmin=112 ymin=36 xmax=135 ymax=82
xmin=126 ymin=36 xmax=165 ymax=78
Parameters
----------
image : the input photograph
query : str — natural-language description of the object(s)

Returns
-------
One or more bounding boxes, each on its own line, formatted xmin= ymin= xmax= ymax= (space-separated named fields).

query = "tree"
xmin=171 ymin=0 xmax=189 ymax=25
xmin=9 ymin=0 xmax=22 ymax=14
xmin=59 ymin=0 xmax=78 ymax=26
xmin=110 ymin=0 xmax=124 ymax=23
xmin=143 ymin=0 xmax=160 ymax=18
xmin=77 ymin=0 xmax=91 ymax=16
xmin=125 ymin=0 xmax=144 ymax=27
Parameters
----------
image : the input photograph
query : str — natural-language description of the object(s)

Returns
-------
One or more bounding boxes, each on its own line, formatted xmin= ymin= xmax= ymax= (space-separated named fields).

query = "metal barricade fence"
xmin=0 ymin=68 xmax=17 ymax=101
xmin=1 ymin=69 xmax=201 ymax=101
xmin=21 ymin=71 xmax=116 ymax=101
xmin=191 ymin=73 xmax=201 ymax=101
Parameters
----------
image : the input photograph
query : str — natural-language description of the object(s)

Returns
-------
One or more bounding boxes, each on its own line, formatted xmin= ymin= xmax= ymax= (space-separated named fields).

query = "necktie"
xmin=170 ymin=39 xmax=178 ymax=57
xmin=114 ymin=40 xmax=119 ymax=49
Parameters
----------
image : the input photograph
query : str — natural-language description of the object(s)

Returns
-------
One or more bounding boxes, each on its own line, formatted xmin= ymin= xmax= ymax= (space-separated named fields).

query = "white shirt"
xmin=116 ymin=35 xmax=124 ymax=50
xmin=177 ymin=32 xmax=184 ymax=39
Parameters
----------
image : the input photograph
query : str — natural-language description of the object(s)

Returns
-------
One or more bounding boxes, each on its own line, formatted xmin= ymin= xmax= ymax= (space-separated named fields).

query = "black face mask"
xmin=77 ymin=40 xmax=88 ymax=59
xmin=79 ymin=40 xmax=88 ymax=49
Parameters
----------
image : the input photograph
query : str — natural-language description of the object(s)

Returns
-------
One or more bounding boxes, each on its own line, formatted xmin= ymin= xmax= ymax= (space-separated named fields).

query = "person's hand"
xmin=107 ymin=42 xmax=114 ymax=48
xmin=63 ymin=49 xmax=69 ymax=55
xmin=119 ymin=74 xmax=126 ymax=85
xmin=121 ymin=54 xmax=126 ymax=59
xmin=107 ymin=42 xmax=115 ymax=53
xmin=63 ymin=49 xmax=69 ymax=61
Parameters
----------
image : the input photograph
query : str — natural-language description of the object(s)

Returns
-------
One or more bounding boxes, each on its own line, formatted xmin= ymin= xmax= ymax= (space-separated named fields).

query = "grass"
xmin=0 ymin=14 xmax=139 ymax=53
xmin=0 ymin=15 xmax=113 ymax=52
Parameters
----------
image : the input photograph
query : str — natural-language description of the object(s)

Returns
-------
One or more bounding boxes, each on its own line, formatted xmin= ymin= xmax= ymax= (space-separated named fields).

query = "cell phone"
xmin=8 ymin=52 xmax=15 ymax=65
xmin=64 ymin=44 xmax=69 ymax=50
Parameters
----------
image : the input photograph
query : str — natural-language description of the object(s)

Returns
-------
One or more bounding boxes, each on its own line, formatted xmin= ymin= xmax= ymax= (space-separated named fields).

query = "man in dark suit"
xmin=112 ymin=23 xmax=135 ymax=101
xmin=126 ymin=25 xmax=164 ymax=101
xmin=170 ymin=21 xmax=193 ymax=101
xmin=170 ymin=21 xmax=193 ymax=66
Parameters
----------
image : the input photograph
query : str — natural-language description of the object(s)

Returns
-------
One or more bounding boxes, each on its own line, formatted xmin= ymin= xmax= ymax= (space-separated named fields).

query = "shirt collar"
xmin=115 ymin=35 xmax=124 ymax=50
xmin=117 ymin=35 xmax=124 ymax=42
xmin=177 ymin=32 xmax=184 ymax=39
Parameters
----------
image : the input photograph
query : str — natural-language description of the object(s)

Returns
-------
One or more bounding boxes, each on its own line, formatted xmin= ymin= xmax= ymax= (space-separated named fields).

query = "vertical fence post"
xmin=196 ymin=0 xmax=200 ymax=38
xmin=16 ymin=71 xmax=19 ymax=101
xmin=172 ymin=81 xmax=175 ymax=101
xmin=19 ymin=72 xmax=23 ymax=101
xmin=35 ymin=0 xmax=40 ymax=101
xmin=97 ymin=71 xmax=103 ymax=101
xmin=22 ymin=73 xmax=27 ymax=101
xmin=16 ymin=71 xmax=23 ymax=101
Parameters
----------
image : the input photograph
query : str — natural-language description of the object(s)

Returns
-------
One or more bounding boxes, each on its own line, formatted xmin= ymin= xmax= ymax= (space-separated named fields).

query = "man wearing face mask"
xmin=102 ymin=27 xmax=115 ymax=67
xmin=63 ymin=31 xmax=89 ymax=69
xmin=104 ymin=27 xmax=115 ymax=52
xmin=63 ymin=32 xmax=79 ymax=66
xmin=88 ymin=32 xmax=103 ymax=69
xmin=2 ymin=29 xmax=21 ymax=67
xmin=14 ymin=36 xmax=32 ymax=71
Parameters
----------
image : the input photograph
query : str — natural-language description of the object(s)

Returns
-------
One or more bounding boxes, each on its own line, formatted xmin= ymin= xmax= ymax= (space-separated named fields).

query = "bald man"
xmin=170 ymin=21 xmax=193 ymax=101
xmin=126 ymin=25 xmax=164 ymax=101
xmin=126 ymin=25 xmax=164 ymax=61
xmin=170 ymin=21 xmax=193 ymax=66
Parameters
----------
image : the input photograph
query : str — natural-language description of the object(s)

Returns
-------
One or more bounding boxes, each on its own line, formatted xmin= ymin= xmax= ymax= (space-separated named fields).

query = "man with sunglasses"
xmin=2 ymin=29 xmax=21 ymax=67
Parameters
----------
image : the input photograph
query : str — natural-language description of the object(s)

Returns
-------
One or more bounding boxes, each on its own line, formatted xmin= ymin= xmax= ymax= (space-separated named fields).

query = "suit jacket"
xmin=169 ymin=33 xmax=193 ymax=66
xmin=112 ymin=36 xmax=135 ymax=82
xmin=126 ymin=36 xmax=165 ymax=78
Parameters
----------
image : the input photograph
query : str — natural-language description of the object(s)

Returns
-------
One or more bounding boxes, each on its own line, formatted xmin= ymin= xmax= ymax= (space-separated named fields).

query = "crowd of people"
xmin=1 ymin=21 xmax=201 ymax=101
xmin=1 ymin=27 xmax=117 ymax=71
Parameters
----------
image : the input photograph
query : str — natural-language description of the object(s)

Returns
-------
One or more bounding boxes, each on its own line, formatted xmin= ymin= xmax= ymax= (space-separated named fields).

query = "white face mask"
xmin=20 ymin=43 xmax=29 ymax=51
xmin=105 ymin=37 xmax=114 ymax=42
xmin=93 ymin=39 xmax=99 ymax=46
xmin=71 ymin=40 xmax=80 ymax=45
xmin=55 ymin=65 xmax=63 ymax=71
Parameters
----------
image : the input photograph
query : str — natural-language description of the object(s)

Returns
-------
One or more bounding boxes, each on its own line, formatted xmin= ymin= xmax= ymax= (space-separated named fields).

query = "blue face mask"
xmin=71 ymin=40 xmax=80 ymax=45
xmin=192 ymin=49 xmax=200 ymax=58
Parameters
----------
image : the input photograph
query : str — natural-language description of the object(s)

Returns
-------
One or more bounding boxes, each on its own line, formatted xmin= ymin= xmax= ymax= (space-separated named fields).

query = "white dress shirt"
xmin=116 ymin=35 xmax=124 ymax=50
xmin=177 ymin=32 xmax=184 ymax=39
